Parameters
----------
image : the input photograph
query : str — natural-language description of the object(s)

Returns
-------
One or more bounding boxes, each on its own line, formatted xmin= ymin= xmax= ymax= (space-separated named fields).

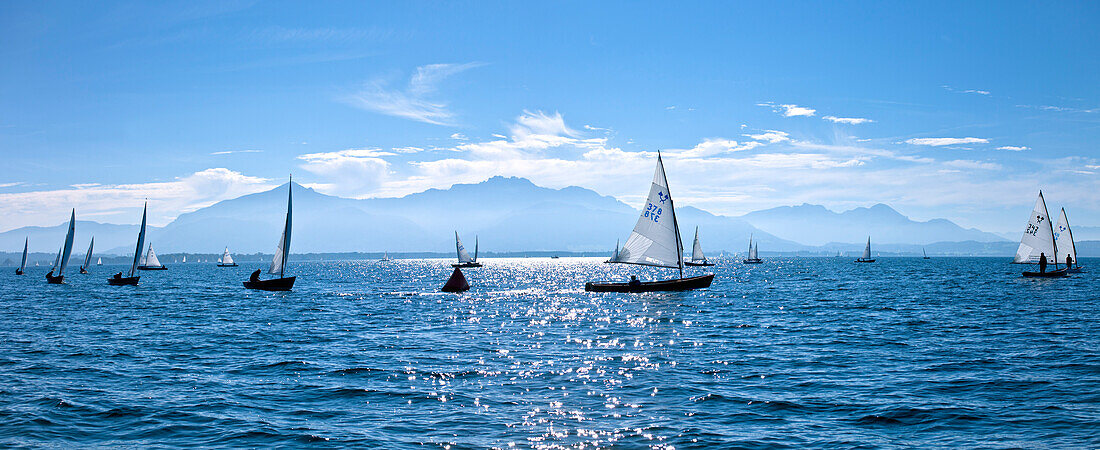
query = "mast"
xmin=1042 ymin=192 xmax=1058 ymax=269
xmin=1062 ymin=208 xmax=1078 ymax=266
xmin=281 ymin=178 xmax=292 ymax=278
xmin=474 ymin=235 xmax=479 ymax=262
xmin=658 ymin=152 xmax=684 ymax=279
xmin=131 ymin=203 xmax=147 ymax=277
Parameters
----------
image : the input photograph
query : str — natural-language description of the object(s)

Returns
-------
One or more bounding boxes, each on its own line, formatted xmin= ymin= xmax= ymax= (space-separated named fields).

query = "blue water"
xmin=1 ymin=257 xmax=1097 ymax=448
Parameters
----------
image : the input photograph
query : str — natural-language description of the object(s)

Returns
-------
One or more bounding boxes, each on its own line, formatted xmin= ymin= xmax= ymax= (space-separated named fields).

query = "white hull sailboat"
xmin=1054 ymin=207 xmax=1082 ymax=273
xmin=110 ymin=203 xmax=147 ymax=285
xmin=742 ymin=234 xmax=762 ymax=264
xmin=1015 ymin=191 xmax=1067 ymax=277
xmin=855 ymin=237 xmax=876 ymax=263
xmin=46 ymin=210 xmax=76 ymax=284
xmin=138 ymin=244 xmax=167 ymax=270
xmin=452 ymin=232 xmax=481 ymax=268
xmin=685 ymin=227 xmax=714 ymax=266
xmin=244 ymin=179 xmax=295 ymax=291
xmin=586 ymin=152 xmax=714 ymax=292
xmin=217 ymin=247 xmax=239 ymax=267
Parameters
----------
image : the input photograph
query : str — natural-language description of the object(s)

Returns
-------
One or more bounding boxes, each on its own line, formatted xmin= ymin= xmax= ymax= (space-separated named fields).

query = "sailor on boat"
xmin=249 ymin=269 xmax=261 ymax=283
xmin=629 ymin=276 xmax=641 ymax=288
xmin=1039 ymin=253 xmax=1047 ymax=273
xmin=113 ymin=272 xmax=123 ymax=280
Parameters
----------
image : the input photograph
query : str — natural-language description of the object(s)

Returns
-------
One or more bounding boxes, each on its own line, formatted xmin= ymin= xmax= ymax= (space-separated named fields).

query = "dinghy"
xmin=441 ymin=267 xmax=470 ymax=292
xmin=79 ymin=237 xmax=93 ymax=274
xmin=684 ymin=227 xmax=715 ymax=266
xmin=1054 ymin=208 xmax=1082 ymax=273
xmin=742 ymin=234 xmax=762 ymax=264
xmin=137 ymin=244 xmax=168 ymax=270
xmin=1015 ymin=191 xmax=1068 ymax=277
xmin=217 ymin=247 xmax=238 ymax=267
xmin=604 ymin=239 xmax=620 ymax=264
xmin=380 ymin=251 xmax=392 ymax=262
xmin=96 ymin=257 xmax=102 ymax=266
xmin=452 ymin=232 xmax=482 ymax=268
xmin=855 ymin=237 xmax=876 ymax=263
xmin=16 ymin=238 xmax=27 ymax=275
xmin=923 ymin=248 xmax=930 ymax=259
xmin=244 ymin=180 xmax=296 ymax=291
xmin=109 ymin=203 xmax=147 ymax=286
xmin=46 ymin=210 xmax=76 ymax=284
xmin=586 ymin=152 xmax=714 ymax=292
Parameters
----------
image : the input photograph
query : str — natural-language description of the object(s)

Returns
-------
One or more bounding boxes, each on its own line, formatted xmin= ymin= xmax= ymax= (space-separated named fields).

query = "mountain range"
xmin=0 ymin=176 xmax=1089 ymax=256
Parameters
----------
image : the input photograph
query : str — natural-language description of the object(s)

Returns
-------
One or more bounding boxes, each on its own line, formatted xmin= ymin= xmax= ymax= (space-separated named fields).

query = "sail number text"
xmin=644 ymin=203 xmax=663 ymax=223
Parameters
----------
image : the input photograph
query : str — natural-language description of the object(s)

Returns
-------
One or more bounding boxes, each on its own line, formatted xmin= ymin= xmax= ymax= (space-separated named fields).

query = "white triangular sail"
xmin=862 ymin=237 xmax=872 ymax=260
xmin=269 ymin=182 xmax=292 ymax=276
xmin=750 ymin=242 xmax=759 ymax=260
xmin=97 ymin=257 xmax=102 ymax=265
xmin=130 ymin=204 xmax=147 ymax=277
xmin=19 ymin=238 xmax=27 ymax=272
xmin=1014 ymin=191 xmax=1057 ymax=264
xmin=615 ymin=154 xmax=684 ymax=270
xmin=57 ymin=210 xmax=76 ymax=273
xmin=691 ymin=227 xmax=706 ymax=262
xmin=747 ymin=234 xmax=754 ymax=258
xmin=144 ymin=245 xmax=162 ymax=268
xmin=221 ymin=247 xmax=235 ymax=265
xmin=1053 ymin=208 xmax=1077 ymax=266
xmin=455 ymin=232 xmax=474 ymax=264
xmin=81 ymin=237 xmax=94 ymax=271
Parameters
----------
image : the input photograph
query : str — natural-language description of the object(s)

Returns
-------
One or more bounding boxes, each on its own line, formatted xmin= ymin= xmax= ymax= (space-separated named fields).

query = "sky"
xmin=1 ymin=0 xmax=1099 ymax=235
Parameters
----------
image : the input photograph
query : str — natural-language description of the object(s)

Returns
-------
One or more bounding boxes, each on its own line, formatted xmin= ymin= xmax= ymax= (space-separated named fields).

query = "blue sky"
xmin=1 ymin=0 xmax=1098 ymax=234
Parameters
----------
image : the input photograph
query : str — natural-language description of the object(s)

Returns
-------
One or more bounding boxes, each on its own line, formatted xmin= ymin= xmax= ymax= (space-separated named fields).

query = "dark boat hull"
xmin=685 ymin=261 xmax=715 ymax=266
xmin=15 ymin=269 xmax=22 ymax=275
xmin=107 ymin=276 xmax=139 ymax=286
xmin=452 ymin=262 xmax=482 ymax=268
xmin=855 ymin=259 xmax=876 ymax=263
xmin=1067 ymin=266 xmax=1083 ymax=273
xmin=137 ymin=266 xmax=168 ymax=271
xmin=742 ymin=259 xmax=763 ymax=264
xmin=243 ymin=276 xmax=296 ymax=291
xmin=79 ymin=268 xmax=88 ymax=274
xmin=46 ymin=274 xmax=64 ymax=284
xmin=585 ymin=274 xmax=714 ymax=293
xmin=1023 ymin=268 xmax=1069 ymax=278
xmin=217 ymin=263 xmax=239 ymax=267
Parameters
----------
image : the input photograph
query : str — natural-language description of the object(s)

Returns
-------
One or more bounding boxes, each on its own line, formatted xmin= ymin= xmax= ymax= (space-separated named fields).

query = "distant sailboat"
xmin=586 ymin=152 xmax=714 ymax=292
xmin=922 ymin=248 xmax=930 ymax=259
xmin=604 ymin=239 xmax=620 ymax=264
xmin=109 ymin=202 xmax=147 ymax=285
xmin=1054 ymin=208 xmax=1082 ymax=273
xmin=16 ymin=237 xmax=27 ymax=275
xmin=96 ymin=257 xmax=102 ymax=266
xmin=244 ymin=179 xmax=296 ymax=291
xmin=79 ymin=237 xmax=94 ymax=274
xmin=855 ymin=237 xmax=876 ymax=263
xmin=46 ymin=210 xmax=76 ymax=284
xmin=380 ymin=251 xmax=392 ymax=262
xmin=182 ymin=255 xmax=187 ymax=263
xmin=1015 ymin=191 xmax=1067 ymax=277
xmin=452 ymin=232 xmax=482 ymax=268
xmin=217 ymin=247 xmax=239 ymax=267
xmin=138 ymin=244 xmax=168 ymax=270
xmin=684 ymin=227 xmax=714 ymax=266
xmin=742 ymin=234 xmax=762 ymax=264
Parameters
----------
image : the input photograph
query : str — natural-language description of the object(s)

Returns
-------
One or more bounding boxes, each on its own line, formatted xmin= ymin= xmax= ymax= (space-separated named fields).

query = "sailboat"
xmin=604 ymin=239 xmax=620 ymax=263
xmin=244 ymin=179 xmax=295 ymax=291
xmin=137 ymin=244 xmax=168 ymax=270
xmin=79 ymin=237 xmax=94 ymax=274
xmin=109 ymin=203 xmax=147 ymax=285
xmin=585 ymin=152 xmax=714 ymax=292
xmin=96 ymin=257 xmax=102 ymax=266
xmin=15 ymin=238 xmax=27 ymax=275
xmin=742 ymin=234 xmax=762 ymax=264
xmin=452 ymin=232 xmax=482 ymax=268
xmin=855 ymin=237 xmax=876 ymax=263
xmin=684 ymin=227 xmax=714 ymax=266
xmin=46 ymin=209 xmax=76 ymax=284
xmin=380 ymin=251 xmax=392 ymax=262
xmin=1054 ymin=208 xmax=1082 ymax=273
xmin=217 ymin=247 xmax=238 ymax=267
xmin=1014 ymin=191 xmax=1067 ymax=277
xmin=182 ymin=255 xmax=187 ymax=263
xmin=922 ymin=248 xmax=930 ymax=259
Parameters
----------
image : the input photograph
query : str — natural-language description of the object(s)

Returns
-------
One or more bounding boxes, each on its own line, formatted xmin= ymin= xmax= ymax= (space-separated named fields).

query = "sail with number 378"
xmin=586 ymin=152 xmax=714 ymax=292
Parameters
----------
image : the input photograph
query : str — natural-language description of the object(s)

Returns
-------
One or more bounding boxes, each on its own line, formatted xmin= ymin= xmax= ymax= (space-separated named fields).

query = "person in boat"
xmin=1039 ymin=252 xmax=1047 ymax=273
xmin=114 ymin=272 xmax=123 ymax=280
xmin=249 ymin=269 xmax=261 ymax=283
xmin=1067 ymin=254 xmax=1073 ymax=268
xmin=629 ymin=276 xmax=641 ymax=288
xmin=46 ymin=270 xmax=54 ymax=279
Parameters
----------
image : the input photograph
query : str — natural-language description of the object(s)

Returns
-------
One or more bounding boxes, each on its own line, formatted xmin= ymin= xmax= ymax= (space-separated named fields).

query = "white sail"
xmin=747 ymin=234 xmax=754 ymax=257
xmin=52 ymin=245 xmax=61 ymax=270
xmin=81 ymin=237 xmax=94 ymax=271
xmin=130 ymin=204 xmax=147 ymax=276
xmin=455 ymin=232 xmax=474 ymax=264
xmin=182 ymin=255 xmax=186 ymax=263
xmin=691 ymin=227 xmax=706 ymax=262
xmin=19 ymin=238 xmax=27 ymax=272
xmin=1054 ymin=208 xmax=1077 ymax=266
xmin=862 ymin=237 xmax=871 ymax=260
xmin=221 ymin=247 xmax=235 ymax=265
xmin=144 ymin=245 xmax=162 ymax=268
xmin=57 ymin=210 xmax=76 ymax=273
xmin=269 ymin=182 xmax=292 ymax=276
xmin=97 ymin=257 xmax=102 ymax=265
xmin=1013 ymin=191 xmax=1057 ymax=264
xmin=615 ymin=153 xmax=683 ymax=269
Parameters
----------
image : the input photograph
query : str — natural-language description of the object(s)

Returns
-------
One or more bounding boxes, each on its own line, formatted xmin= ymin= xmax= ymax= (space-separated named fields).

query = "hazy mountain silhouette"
xmin=740 ymin=203 xmax=1007 ymax=246
xmin=0 ymin=220 xmax=151 ymax=254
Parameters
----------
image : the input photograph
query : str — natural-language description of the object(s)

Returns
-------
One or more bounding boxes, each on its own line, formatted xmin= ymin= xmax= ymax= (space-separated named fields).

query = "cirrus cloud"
xmin=905 ymin=137 xmax=989 ymax=146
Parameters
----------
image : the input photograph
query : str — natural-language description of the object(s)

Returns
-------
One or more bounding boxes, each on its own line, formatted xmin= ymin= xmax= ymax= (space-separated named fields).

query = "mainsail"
xmin=57 ymin=210 xmax=76 ymax=273
xmin=1053 ymin=208 xmax=1077 ymax=266
xmin=221 ymin=247 xmax=235 ymax=265
xmin=130 ymin=203 xmax=147 ymax=277
xmin=456 ymin=232 xmax=474 ymax=264
xmin=268 ymin=181 xmax=292 ymax=276
xmin=19 ymin=238 xmax=28 ymax=272
xmin=862 ymin=237 xmax=872 ymax=260
xmin=144 ymin=245 xmax=163 ymax=268
xmin=691 ymin=227 xmax=706 ymax=263
xmin=747 ymin=234 xmax=754 ymax=258
xmin=81 ymin=237 xmax=94 ymax=271
xmin=615 ymin=153 xmax=684 ymax=271
xmin=1013 ymin=191 xmax=1057 ymax=264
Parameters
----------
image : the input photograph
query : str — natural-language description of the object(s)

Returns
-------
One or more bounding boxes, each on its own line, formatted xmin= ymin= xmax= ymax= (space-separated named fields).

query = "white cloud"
xmin=758 ymin=102 xmax=816 ymax=117
xmin=963 ymin=89 xmax=991 ymax=95
xmin=677 ymin=138 xmax=762 ymax=158
xmin=996 ymin=146 xmax=1029 ymax=151
xmin=823 ymin=116 xmax=874 ymax=124
xmin=297 ymin=148 xmax=392 ymax=197
xmin=943 ymin=160 xmax=1002 ymax=170
xmin=450 ymin=133 xmax=468 ymax=141
xmin=211 ymin=149 xmax=263 ymax=155
xmin=744 ymin=130 xmax=790 ymax=143
xmin=342 ymin=62 xmax=482 ymax=125
xmin=905 ymin=137 xmax=989 ymax=146
xmin=0 ymin=182 xmax=23 ymax=188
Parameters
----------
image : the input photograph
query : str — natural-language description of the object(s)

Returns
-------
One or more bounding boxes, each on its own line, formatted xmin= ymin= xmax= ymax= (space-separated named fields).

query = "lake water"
xmin=1 ymin=257 xmax=1097 ymax=448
